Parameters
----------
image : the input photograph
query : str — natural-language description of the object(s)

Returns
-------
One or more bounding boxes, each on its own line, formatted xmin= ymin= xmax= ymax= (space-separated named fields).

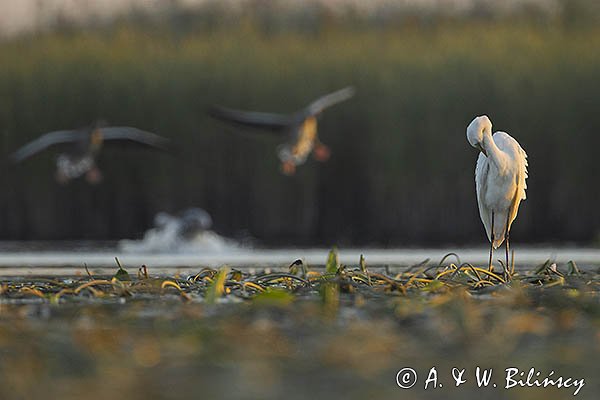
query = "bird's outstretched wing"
xmin=100 ymin=127 xmax=171 ymax=151
xmin=208 ymin=106 xmax=293 ymax=133
xmin=304 ymin=86 xmax=355 ymax=117
xmin=10 ymin=130 xmax=82 ymax=163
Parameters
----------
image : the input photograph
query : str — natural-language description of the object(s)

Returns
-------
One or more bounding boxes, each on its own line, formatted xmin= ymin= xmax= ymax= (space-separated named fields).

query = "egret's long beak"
xmin=477 ymin=144 xmax=487 ymax=157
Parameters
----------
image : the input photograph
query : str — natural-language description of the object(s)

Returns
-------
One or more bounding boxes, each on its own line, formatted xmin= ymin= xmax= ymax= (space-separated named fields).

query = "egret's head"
xmin=466 ymin=115 xmax=492 ymax=156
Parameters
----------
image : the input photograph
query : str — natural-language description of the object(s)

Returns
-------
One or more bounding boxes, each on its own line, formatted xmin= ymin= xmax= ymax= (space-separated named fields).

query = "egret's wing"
xmin=100 ymin=127 xmax=171 ymax=151
xmin=208 ymin=106 xmax=292 ymax=133
xmin=490 ymin=132 xmax=529 ymax=241
xmin=506 ymin=142 xmax=528 ymax=233
xmin=10 ymin=130 xmax=81 ymax=163
xmin=517 ymin=145 xmax=528 ymax=201
xmin=492 ymin=131 xmax=529 ymax=204
xmin=475 ymin=153 xmax=493 ymax=244
xmin=304 ymin=86 xmax=355 ymax=116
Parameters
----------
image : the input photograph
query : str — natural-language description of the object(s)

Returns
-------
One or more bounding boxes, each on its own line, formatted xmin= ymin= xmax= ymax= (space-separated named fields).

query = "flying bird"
xmin=10 ymin=120 xmax=170 ymax=184
xmin=467 ymin=115 xmax=528 ymax=279
xmin=208 ymin=86 xmax=355 ymax=175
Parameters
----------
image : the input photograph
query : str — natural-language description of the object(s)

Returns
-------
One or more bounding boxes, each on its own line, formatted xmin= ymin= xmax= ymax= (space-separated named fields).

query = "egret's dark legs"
xmin=488 ymin=212 xmax=495 ymax=271
xmin=504 ymin=214 xmax=511 ymax=281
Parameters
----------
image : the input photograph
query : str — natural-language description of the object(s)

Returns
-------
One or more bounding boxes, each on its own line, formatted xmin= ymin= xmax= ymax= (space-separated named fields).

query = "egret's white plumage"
xmin=467 ymin=115 xmax=528 ymax=253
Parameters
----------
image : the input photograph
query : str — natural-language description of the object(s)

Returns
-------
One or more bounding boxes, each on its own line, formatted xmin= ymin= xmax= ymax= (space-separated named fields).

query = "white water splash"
xmin=119 ymin=208 xmax=240 ymax=253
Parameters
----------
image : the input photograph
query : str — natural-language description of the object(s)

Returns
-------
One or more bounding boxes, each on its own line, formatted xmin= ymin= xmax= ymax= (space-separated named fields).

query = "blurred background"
xmin=0 ymin=0 xmax=598 ymax=247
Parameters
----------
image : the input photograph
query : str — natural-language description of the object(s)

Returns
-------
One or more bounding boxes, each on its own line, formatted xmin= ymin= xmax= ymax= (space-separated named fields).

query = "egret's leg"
xmin=488 ymin=212 xmax=495 ymax=271
xmin=504 ymin=214 xmax=511 ymax=281
xmin=504 ymin=234 xmax=510 ymax=281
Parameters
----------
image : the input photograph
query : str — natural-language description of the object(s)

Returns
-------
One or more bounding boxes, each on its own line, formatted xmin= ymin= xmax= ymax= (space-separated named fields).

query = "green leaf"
xmin=320 ymin=281 xmax=339 ymax=315
xmin=359 ymin=254 xmax=371 ymax=286
xmin=325 ymin=247 xmax=339 ymax=274
xmin=423 ymin=280 xmax=445 ymax=292
xmin=113 ymin=257 xmax=130 ymax=281
xmin=567 ymin=261 xmax=582 ymax=276
xmin=252 ymin=289 xmax=294 ymax=307
xmin=205 ymin=266 xmax=229 ymax=304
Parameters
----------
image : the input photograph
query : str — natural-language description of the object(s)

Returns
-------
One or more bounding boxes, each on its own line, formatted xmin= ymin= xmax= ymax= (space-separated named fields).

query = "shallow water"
xmin=0 ymin=260 xmax=598 ymax=400
xmin=0 ymin=242 xmax=598 ymax=276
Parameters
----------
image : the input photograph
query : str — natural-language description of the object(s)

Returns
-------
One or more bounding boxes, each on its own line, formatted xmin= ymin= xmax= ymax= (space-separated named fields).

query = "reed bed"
xmin=0 ymin=22 xmax=599 ymax=243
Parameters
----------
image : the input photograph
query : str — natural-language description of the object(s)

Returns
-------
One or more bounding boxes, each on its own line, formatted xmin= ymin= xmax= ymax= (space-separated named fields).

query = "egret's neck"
xmin=481 ymin=130 xmax=507 ymax=172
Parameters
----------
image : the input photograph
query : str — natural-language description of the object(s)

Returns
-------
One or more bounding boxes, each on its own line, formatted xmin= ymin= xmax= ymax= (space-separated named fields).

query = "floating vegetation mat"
xmin=0 ymin=251 xmax=599 ymax=400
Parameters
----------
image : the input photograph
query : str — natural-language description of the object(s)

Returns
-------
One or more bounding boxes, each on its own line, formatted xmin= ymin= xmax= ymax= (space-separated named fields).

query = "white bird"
xmin=466 ymin=115 xmax=528 ymax=278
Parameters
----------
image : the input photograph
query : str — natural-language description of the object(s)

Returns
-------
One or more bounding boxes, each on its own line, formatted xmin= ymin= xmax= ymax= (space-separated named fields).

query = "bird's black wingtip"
xmin=7 ymin=152 xmax=22 ymax=165
xmin=4 ymin=153 xmax=23 ymax=170
xmin=154 ymin=137 xmax=175 ymax=153
xmin=162 ymin=140 xmax=181 ymax=156
xmin=206 ymin=104 xmax=230 ymax=119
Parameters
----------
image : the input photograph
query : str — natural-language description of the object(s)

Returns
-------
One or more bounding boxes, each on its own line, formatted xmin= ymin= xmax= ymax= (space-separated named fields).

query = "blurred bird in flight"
xmin=10 ymin=120 xmax=170 ymax=184
xmin=208 ymin=86 xmax=355 ymax=175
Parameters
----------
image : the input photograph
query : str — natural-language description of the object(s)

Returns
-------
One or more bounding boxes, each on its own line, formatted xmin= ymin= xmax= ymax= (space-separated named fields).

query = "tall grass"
xmin=0 ymin=21 xmax=599 ymax=244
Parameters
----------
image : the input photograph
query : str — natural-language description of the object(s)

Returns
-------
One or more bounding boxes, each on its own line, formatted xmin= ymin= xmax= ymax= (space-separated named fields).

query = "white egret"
xmin=466 ymin=115 xmax=528 ymax=278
